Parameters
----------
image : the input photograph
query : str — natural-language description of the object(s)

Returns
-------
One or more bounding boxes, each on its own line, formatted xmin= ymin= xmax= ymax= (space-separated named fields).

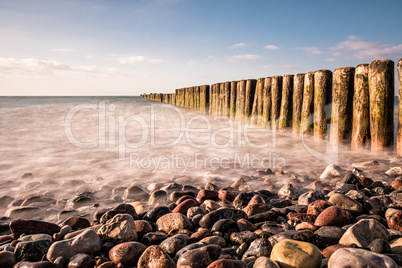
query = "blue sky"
xmin=1 ymin=0 xmax=401 ymax=95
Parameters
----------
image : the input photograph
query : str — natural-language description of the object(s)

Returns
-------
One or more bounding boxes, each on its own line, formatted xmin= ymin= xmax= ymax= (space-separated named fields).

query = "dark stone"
xmin=170 ymin=191 xmax=196 ymax=202
xmin=199 ymin=208 xmax=247 ymax=229
xmin=141 ymin=232 xmax=168 ymax=246
xmin=60 ymin=216 xmax=90 ymax=230
xmin=68 ymin=253 xmax=93 ymax=268
xmin=159 ymin=234 xmax=189 ymax=256
xmin=10 ymin=219 xmax=60 ymax=239
xmin=124 ymin=185 xmax=149 ymax=201
xmin=14 ymin=261 xmax=59 ymax=268
xmin=233 ymin=192 xmax=255 ymax=209
xmin=230 ymin=231 xmax=258 ymax=245
xmin=15 ymin=239 xmax=52 ymax=262
xmin=211 ymin=219 xmax=239 ymax=234
xmin=99 ymin=203 xmax=139 ymax=224
xmin=313 ymin=226 xmax=344 ymax=249
xmin=342 ymin=173 xmax=364 ymax=189
xmin=367 ymin=239 xmax=392 ymax=253
xmin=247 ymin=210 xmax=276 ymax=224
xmin=241 ymin=238 xmax=272 ymax=260
xmin=143 ymin=206 xmax=171 ymax=222
xmin=298 ymin=191 xmax=325 ymax=206
xmin=365 ymin=198 xmax=386 ymax=216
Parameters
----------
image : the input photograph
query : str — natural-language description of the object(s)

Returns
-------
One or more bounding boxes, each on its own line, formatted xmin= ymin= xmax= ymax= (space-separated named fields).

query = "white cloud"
xmin=263 ymin=65 xmax=294 ymax=70
xmin=0 ymin=57 xmax=117 ymax=76
xmin=51 ymin=48 xmax=74 ymax=52
xmin=296 ymin=47 xmax=325 ymax=55
xmin=118 ymin=56 xmax=164 ymax=64
xmin=329 ymin=36 xmax=402 ymax=60
xmin=324 ymin=58 xmax=336 ymax=62
xmin=230 ymin=54 xmax=263 ymax=60
xmin=230 ymin=43 xmax=246 ymax=49
xmin=264 ymin=44 xmax=280 ymax=50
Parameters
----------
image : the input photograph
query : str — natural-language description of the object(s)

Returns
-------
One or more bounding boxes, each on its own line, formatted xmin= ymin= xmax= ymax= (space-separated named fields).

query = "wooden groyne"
xmin=141 ymin=58 xmax=401 ymax=153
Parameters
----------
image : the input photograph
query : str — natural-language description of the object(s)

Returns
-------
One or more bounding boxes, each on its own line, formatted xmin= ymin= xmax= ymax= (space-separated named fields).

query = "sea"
xmin=0 ymin=96 xmax=399 ymax=216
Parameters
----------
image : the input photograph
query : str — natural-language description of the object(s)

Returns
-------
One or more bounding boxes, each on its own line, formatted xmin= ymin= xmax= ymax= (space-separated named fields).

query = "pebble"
xmin=207 ymin=259 xmax=248 ymax=268
xmin=307 ymin=200 xmax=332 ymax=216
xmin=0 ymin=250 xmax=16 ymax=268
xmin=298 ymin=190 xmax=325 ymax=206
xmin=156 ymin=213 xmax=192 ymax=233
xmin=196 ymin=189 xmax=219 ymax=203
xmin=9 ymin=219 xmax=61 ymax=239
xmin=99 ymin=203 xmax=139 ymax=224
xmin=141 ymin=232 xmax=168 ymax=246
xmin=314 ymin=206 xmax=351 ymax=226
xmin=177 ymin=244 xmax=221 ymax=268
xmin=270 ymin=239 xmax=322 ymax=268
xmin=68 ymin=253 xmax=92 ymax=268
xmin=60 ymin=216 xmax=91 ymax=230
xmin=134 ymin=220 xmax=152 ymax=240
xmin=15 ymin=239 xmax=52 ymax=262
xmin=97 ymin=214 xmax=138 ymax=243
xmin=5 ymin=207 xmax=45 ymax=221
xmin=328 ymin=248 xmax=397 ymax=268
xmin=230 ymin=231 xmax=258 ymax=245
xmin=199 ymin=208 xmax=247 ymax=228
xmin=241 ymin=238 xmax=272 ymax=260
xmin=47 ymin=229 xmax=101 ymax=262
xmin=339 ymin=219 xmax=390 ymax=248
xmin=314 ymin=226 xmax=344 ymax=248
xmin=387 ymin=211 xmax=402 ymax=231
xmin=319 ymin=164 xmax=344 ymax=180
xmin=172 ymin=199 xmax=198 ymax=214
xmin=137 ymin=245 xmax=176 ymax=268
xmin=390 ymin=237 xmax=402 ymax=255
xmin=328 ymin=193 xmax=364 ymax=215
xmin=253 ymin=256 xmax=279 ymax=268
xmin=108 ymin=242 xmax=147 ymax=265
xmin=159 ymin=234 xmax=189 ymax=255
xmin=14 ymin=261 xmax=60 ymax=268
xmin=124 ymin=184 xmax=149 ymax=201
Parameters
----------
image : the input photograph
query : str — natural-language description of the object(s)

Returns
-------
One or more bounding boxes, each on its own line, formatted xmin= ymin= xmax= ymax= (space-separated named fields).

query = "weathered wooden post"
xmin=190 ymin=87 xmax=195 ymax=109
xmin=369 ymin=59 xmax=394 ymax=151
xmin=244 ymin=79 xmax=257 ymax=121
xmin=223 ymin=82 xmax=230 ymax=117
xmin=314 ymin=70 xmax=332 ymax=140
xmin=330 ymin=67 xmax=355 ymax=143
xmin=397 ymin=59 xmax=402 ymax=155
xmin=236 ymin=80 xmax=246 ymax=122
xmin=271 ymin=76 xmax=283 ymax=130
xmin=261 ymin=77 xmax=272 ymax=127
xmin=219 ymin=83 xmax=225 ymax=116
xmin=209 ymin=84 xmax=216 ymax=115
xmin=251 ymin=78 xmax=264 ymax=125
xmin=199 ymin=85 xmax=209 ymax=114
xmin=292 ymin=73 xmax=304 ymax=133
xmin=196 ymin=86 xmax=200 ymax=110
xmin=301 ymin=72 xmax=315 ymax=134
xmin=230 ymin=81 xmax=237 ymax=119
xmin=279 ymin=74 xmax=294 ymax=130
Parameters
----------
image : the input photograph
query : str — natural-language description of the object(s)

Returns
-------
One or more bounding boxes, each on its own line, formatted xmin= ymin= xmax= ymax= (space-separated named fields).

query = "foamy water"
xmin=0 ymin=97 xmax=399 ymax=217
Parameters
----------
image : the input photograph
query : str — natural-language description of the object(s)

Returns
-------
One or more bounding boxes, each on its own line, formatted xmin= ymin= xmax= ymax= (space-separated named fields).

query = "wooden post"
xmin=251 ymin=78 xmax=264 ymax=125
xmin=244 ymin=79 xmax=257 ymax=121
xmin=219 ymin=83 xmax=224 ymax=116
xmin=397 ymin=59 xmax=402 ymax=155
xmin=292 ymin=73 xmax=304 ymax=133
xmin=369 ymin=59 xmax=394 ymax=151
xmin=209 ymin=85 xmax=214 ymax=114
xmin=271 ymin=76 xmax=282 ymax=130
xmin=279 ymin=74 xmax=293 ymax=130
xmin=301 ymin=72 xmax=315 ymax=135
xmin=200 ymin=85 xmax=210 ymax=114
xmin=261 ymin=77 xmax=272 ymax=127
xmin=230 ymin=81 xmax=237 ymax=119
xmin=195 ymin=86 xmax=200 ymax=111
xmin=330 ymin=67 xmax=355 ymax=143
xmin=223 ymin=82 xmax=230 ymax=117
xmin=236 ymin=80 xmax=246 ymax=122
xmin=314 ymin=70 xmax=332 ymax=140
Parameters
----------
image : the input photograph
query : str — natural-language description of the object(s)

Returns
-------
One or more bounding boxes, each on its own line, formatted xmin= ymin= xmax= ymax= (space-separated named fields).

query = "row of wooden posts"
xmin=141 ymin=58 xmax=402 ymax=155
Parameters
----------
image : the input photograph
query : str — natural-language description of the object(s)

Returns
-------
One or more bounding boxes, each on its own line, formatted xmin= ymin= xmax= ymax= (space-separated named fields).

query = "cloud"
xmin=263 ymin=65 xmax=294 ymax=70
xmin=230 ymin=54 xmax=263 ymax=60
xmin=51 ymin=48 xmax=74 ymax=52
xmin=118 ymin=56 xmax=164 ymax=64
xmin=264 ymin=45 xmax=280 ymax=50
xmin=329 ymin=36 xmax=402 ymax=60
xmin=296 ymin=47 xmax=325 ymax=55
xmin=0 ymin=57 xmax=117 ymax=76
xmin=230 ymin=43 xmax=246 ymax=49
xmin=324 ymin=58 xmax=336 ymax=62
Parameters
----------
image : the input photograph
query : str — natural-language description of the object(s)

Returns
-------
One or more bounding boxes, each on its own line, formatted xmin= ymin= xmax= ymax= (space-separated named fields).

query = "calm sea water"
xmin=0 ymin=96 xmax=399 ymax=217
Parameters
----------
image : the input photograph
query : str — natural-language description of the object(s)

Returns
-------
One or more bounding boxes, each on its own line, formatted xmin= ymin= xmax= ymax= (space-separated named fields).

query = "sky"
xmin=0 ymin=0 xmax=402 ymax=96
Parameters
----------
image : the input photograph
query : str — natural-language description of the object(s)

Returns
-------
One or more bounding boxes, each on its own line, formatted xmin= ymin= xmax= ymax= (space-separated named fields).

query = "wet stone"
xmin=314 ymin=206 xmax=351 ymax=227
xmin=241 ymin=238 xmax=272 ymax=261
xmin=97 ymin=213 xmax=137 ymax=243
xmin=137 ymin=245 xmax=176 ymax=268
xmin=156 ymin=213 xmax=192 ymax=233
xmin=270 ymin=230 xmax=314 ymax=244
xmin=237 ymin=218 xmax=255 ymax=232
xmin=207 ymin=259 xmax=248 ymax=268
xmin=124 ymin=185 xmax=149 ymax=201
xmin=339 ymin=219 xmax=390 ymax=248
xmin=230 ymin=231 xmax=258 ymax=245
xmin=368 ymin=239 xmax=392 ymax=254
xmin=243 ymin=203 xmax=272 ymax=217
xmin=65 ymin=194 xmax=94 ymax=209
xmin=172 ymin=199 xmax=198 ymax=215
xmin=390 ymin=178 xmax=402 ymax=191
xmin=144 ymin=206 xmax=171 ymax=222
xmin=248 ymin=210 xmax=276 ymax=223
xmin=328 ymin=248 xmax=397 ymax=268
xmin=287 ymin=212 xmax=316 ymax=224
xmin=233 ymin=192 xmax=255 ymax=209
xmin=298 ymin=190 xmax=325 ymax=206
xmin=212 ymin=219 xmax=239 ymax=234
xmin=134 ymin=220 xmax=152 ymax=240
xmin=253 ymin=256 xmax=279 ymax=268
xmin=60 ymin=216 xmax=90 ymax=230
xmin=108 ymin=241 xmax=146 ymax=265
xmin=190 ymin=228 xmax=211 ymax=242
xmin=5 ymin=207 xmax=44 ymax=220
xmin=307 ymin=200 xmax=332 ymax=216
xmin=10 ymin=219 xmax=60 ymax=239
xmin=196 ymin=190 xmax=219 ymax=203
xmin=68 ymin=253 xmax=92 ymax=268
xmin=159 ymin=234 xmax=189 ymax=256
xmin=149 ymin=190 xmax=168 ymax=205
xmin=388 ymin=211 xmax=402 ymax=231
xmin=14 ymin=261 xmax=60 ymax=268
xmin=141 ymin=232 xmax=168 ymax=246
xmin=15 ymin=239 xmax=51 ymax=262
xmin=328 ymin=193 xmax=364 ymax=215
xmin=170 ymin=191 xmax=196 ymax=202
xmin=314 ymin=226 xmax=344 ymax=249
xmin=177 ymin=244 xmax=221 ymax=268
xmin=99 ymin=203 xmax=139 ymax=224
xmin=260 ymin=223 xmax=292 ymax=235
xmin=199 ymin=235 xmax=227 ymax=247
xmin=199 ymin=208 xmax=247 ymax=229
xmin=0 ymin=250 xmax=16 ymax=268
xmin=270 ymin=239 xmax=322 ymax=268
xmin=342 ymin=173 xmax=364 ymax=189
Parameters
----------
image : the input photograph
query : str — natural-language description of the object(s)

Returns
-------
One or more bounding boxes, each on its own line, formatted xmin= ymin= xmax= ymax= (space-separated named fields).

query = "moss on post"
xmin=230 ymin=81 xmax=237 ymax=119
xmin=271 ymin=76 xmax=283 ymax=130
xmin=292 ymin=73 xmax=305 ymax=133
xmin=314 ymin=70 xmax=332 ymax=140
xmin=330 ymin=67 xmax=355 ymax=143
xmin=279 ymin=74 xmax=293 ymax=130
xmin=261 ymin=77 xmax=272 ymax=127
xmin=369 ymin=60 xmax=394 ymax=151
